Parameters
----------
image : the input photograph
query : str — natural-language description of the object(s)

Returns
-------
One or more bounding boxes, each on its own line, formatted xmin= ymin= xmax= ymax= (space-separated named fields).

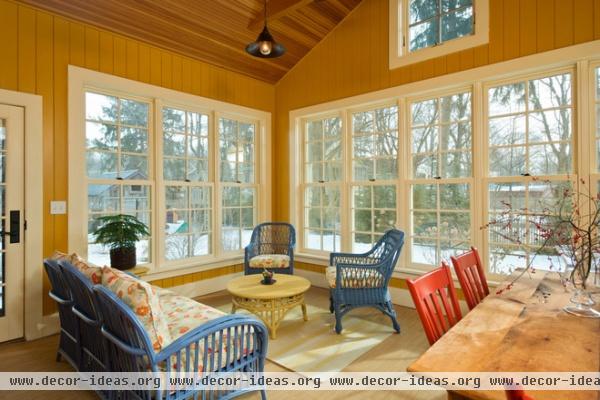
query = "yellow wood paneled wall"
xmin=0 ymin=0 xmax=275 ymax=315
xmin=273 ymin=0 xmax=600 ymax=221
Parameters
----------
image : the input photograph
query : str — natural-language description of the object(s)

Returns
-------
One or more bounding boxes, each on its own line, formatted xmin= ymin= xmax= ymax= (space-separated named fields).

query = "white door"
xmin=0 ymin=105 xmax=24 ymax=342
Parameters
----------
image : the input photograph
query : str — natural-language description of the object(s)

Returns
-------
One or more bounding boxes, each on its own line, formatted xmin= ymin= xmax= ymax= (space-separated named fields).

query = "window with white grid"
xmin=486 ymin=71 xmax=573 ymax=274
xmin=219 ymin=117 xmax=257 ymax=252
xmin=303 ymin=116 xmax=342 ymax=252
xmin=409 ymin=91 xmax=473 ymax=267
xmin=85 ymin=91 xmax=152 ymax=265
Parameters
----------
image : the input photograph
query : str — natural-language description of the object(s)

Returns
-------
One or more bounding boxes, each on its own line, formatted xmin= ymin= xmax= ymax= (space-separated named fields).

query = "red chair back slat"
xmin=451 ymin=246 xmax=490 ymax=310
xmin=407 ymin=262 xmax=462 ymax=346
xmin=506 ymin=388 xmax=534 ymax=400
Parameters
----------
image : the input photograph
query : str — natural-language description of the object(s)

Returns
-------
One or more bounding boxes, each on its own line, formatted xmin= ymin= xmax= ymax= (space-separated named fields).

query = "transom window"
xmin=389 ymin=0 xmax=489 ymax=69
xmin=408 ymin=0 xmax=474 ymax=52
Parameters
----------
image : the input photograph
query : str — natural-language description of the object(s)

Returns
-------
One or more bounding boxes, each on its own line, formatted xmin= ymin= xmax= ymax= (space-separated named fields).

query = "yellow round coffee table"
xmin=227 ymin=274 xmax=310 ymax=339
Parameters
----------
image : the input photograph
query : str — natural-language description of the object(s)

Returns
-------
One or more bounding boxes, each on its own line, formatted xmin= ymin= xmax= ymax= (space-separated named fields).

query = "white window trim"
xmin=389 ymin=0 xmax=490 ymax=70
xmin=68 ymin=66 xmax=271 ymax=277
xmin=290 ymin=40 xmax=600 ymax=280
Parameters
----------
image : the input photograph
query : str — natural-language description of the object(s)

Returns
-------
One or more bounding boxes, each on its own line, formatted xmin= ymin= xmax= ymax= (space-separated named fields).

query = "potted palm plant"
xmin=93 ymin=214 xmax=150 ymax=270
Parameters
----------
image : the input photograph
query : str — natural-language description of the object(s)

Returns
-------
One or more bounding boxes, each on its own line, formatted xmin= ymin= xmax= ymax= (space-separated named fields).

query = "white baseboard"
xmin=27 ymin=312 xmax=60 ymax=340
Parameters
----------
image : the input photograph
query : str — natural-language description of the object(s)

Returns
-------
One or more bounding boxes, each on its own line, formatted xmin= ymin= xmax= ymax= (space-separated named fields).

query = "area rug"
xmin=217 ymin=304 xmax=394 ymax=372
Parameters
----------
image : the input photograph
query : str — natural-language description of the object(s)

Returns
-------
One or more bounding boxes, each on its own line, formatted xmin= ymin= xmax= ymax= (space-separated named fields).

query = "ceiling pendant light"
xmin=246 ymin=0 xmax=286 ymax=58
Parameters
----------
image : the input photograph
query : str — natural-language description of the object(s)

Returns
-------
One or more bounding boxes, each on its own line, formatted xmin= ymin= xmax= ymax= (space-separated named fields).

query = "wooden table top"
xmin=407 ymin=270 xmax=600 ymax=400
xmin=227 ymin=274 xmax=311 ymax=300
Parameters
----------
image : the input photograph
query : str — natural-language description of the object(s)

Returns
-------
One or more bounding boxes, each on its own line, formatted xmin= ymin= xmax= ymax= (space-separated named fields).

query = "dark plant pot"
xmin=110 ymin=246 xmax=137 ymax=270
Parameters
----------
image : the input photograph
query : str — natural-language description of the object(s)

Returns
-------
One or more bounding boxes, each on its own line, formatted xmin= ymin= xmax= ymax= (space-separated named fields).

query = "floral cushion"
xmin=50 ymin=251 xmax=103 ymax=284
xmin=158 ymin=290 xmax=226 ymax=339
xmin=157 ymin=290 xmax=255 ymax=372
xmin=70 ymin=253 xmax=103 ymax=285
xmin=326 ymin=266 xmax=384 ymax=289
xmin=249 ymin=254 xmax=290 ymax=269
xmin=102 ymin=267 xmax=172 ymax=352
xmin=50 ymin=250 xmax=72 ymax=262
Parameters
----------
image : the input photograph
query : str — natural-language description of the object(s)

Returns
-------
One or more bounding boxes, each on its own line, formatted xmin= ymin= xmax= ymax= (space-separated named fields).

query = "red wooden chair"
xmin=505 ymin=388 xmax=534 ymax=400
xmin=407 ymin=262 xmax=462 ymax=346
xmin=451 ymin=246 xmax=490 ymax=310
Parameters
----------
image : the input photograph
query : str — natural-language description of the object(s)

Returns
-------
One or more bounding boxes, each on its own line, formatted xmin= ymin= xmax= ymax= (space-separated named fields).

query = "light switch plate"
xmin=50 ymin=201 xmax=67 ymax=215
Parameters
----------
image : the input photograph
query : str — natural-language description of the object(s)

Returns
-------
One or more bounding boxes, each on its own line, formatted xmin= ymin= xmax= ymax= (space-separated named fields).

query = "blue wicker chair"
xmin=244 ymin=222 xmax=295 ymax=275
xmin=43 ymin=259 xmax=79 ymax=369
xmin=93 ymin=285 xmax=269 ymax=400
xmin=328 ymin=229 xmax=405 ymax=334
xmin=58 ymin=260 xmax=107 ymax=373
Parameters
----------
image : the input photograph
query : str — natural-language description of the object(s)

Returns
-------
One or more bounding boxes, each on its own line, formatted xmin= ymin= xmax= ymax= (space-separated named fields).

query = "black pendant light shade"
xmin=246 ymin=1 xmax=286 ymax=58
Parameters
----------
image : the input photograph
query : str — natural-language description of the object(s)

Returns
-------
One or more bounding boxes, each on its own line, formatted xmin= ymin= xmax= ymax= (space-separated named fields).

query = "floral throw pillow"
xmin=50 ymin=251 xmax=103 ymax=285
xmin=102 ymin=267 xmax=172 ymax=352
xmin=70 ymin=253 xmax=103 ymax=285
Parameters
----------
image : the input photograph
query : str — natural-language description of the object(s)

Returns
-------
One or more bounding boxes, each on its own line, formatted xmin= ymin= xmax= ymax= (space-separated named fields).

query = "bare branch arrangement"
xmin=482 ymin=177 xmax=600 ymax=293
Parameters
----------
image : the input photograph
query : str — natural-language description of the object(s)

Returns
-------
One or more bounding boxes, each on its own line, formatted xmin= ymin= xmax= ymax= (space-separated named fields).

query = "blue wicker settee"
xmin=44 ymin=252 xmax=268 ymax=400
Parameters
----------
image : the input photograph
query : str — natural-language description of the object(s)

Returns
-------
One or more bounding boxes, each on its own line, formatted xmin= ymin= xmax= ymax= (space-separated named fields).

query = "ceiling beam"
xmin=248 ymin=0 xmax=313 ymax=31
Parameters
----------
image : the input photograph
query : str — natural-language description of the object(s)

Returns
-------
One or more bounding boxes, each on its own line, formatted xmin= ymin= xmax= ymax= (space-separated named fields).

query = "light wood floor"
xmin=0 ymin=286 xmax=445 ymax=400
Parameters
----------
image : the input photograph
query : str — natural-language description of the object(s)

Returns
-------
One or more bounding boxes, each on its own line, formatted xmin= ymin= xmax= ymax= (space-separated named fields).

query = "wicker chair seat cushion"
xmin=326 ymin=266 xmax=385 ymax=288
xmin=249 ymin=254 xmax=290 ymax=269
xmin=157 ymin=290 xmax=255 ymax=371
xmin=51 ymin=251 xmax=103 ymax=284
xmin=102 ymin=267 xmax=173 ymax=352
xmin=158 ymin=290 xmax=226 ymax=338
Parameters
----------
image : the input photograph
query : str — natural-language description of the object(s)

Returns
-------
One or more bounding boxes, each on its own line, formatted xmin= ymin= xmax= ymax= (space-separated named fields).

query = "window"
xmin=352 ymin=106 xmax=398 ymax=181
xmin=86 ymin=92 xmax=152 ymax=265
xmin=594 ymin=67 xmax=600 ymax=171
xmin=389 ymin=0 xmax=489 ymax=69
xmin=352 ymin=185 xmax=397 ymax=252
xmin=72 ymin=69 xmax=269 ymax=272
xmin=292 ymin=45 xmax=599 ymax=278
xmin=408 ymin=0 xmax=474 ymax=52
xmin=303 ymin=116 xmax=342 ymax=252
xmin=486 ymin=71 xmax=573 ymax=274
xmin=488 ymin=73 xmax=572 ymax=177
xmin=162 ymin=108 xmax=212 ymax=261
xmin=219 ymin=117 xmax=257 ymax=252
xmin=163 ymin=108 xmax=209 ymax=182
xmin=409 ymin=91 xmax=472 ymax=267
xmin=351 ymin=105 xmax=399 ymax=251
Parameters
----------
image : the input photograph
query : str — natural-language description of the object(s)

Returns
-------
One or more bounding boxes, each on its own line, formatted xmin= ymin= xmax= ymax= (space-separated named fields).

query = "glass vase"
xmin=563 ymin=288 xmax=600 ymax=318
xmin=563 ymin=269 xmax=600 ymax=318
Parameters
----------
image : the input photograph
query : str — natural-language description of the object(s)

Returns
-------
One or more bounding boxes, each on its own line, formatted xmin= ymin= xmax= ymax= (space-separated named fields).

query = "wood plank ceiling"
xmin=18 ymin=0 xmax=362 ymax=83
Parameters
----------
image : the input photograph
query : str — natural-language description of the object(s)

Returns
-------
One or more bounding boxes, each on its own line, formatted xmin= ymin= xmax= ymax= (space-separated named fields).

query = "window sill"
xmin=389 ymin=33 xmax=489 ymax=70
xmin=140 ymin=254 xmax=245 ymax=281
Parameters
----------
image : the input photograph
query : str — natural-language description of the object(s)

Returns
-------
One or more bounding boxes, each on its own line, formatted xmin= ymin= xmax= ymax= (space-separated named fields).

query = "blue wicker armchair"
xmin=93 ymin=285 xmax=269 ymax=400
xmin=328 ymin=229 xmax=405 ymax=334
xmin=59 ymin=260 xmax=107 ymax=373
xmin=244 ymin=222 xmax=295 ymax=275
xmin=43 ymin=259 xmax=79 ymax=369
